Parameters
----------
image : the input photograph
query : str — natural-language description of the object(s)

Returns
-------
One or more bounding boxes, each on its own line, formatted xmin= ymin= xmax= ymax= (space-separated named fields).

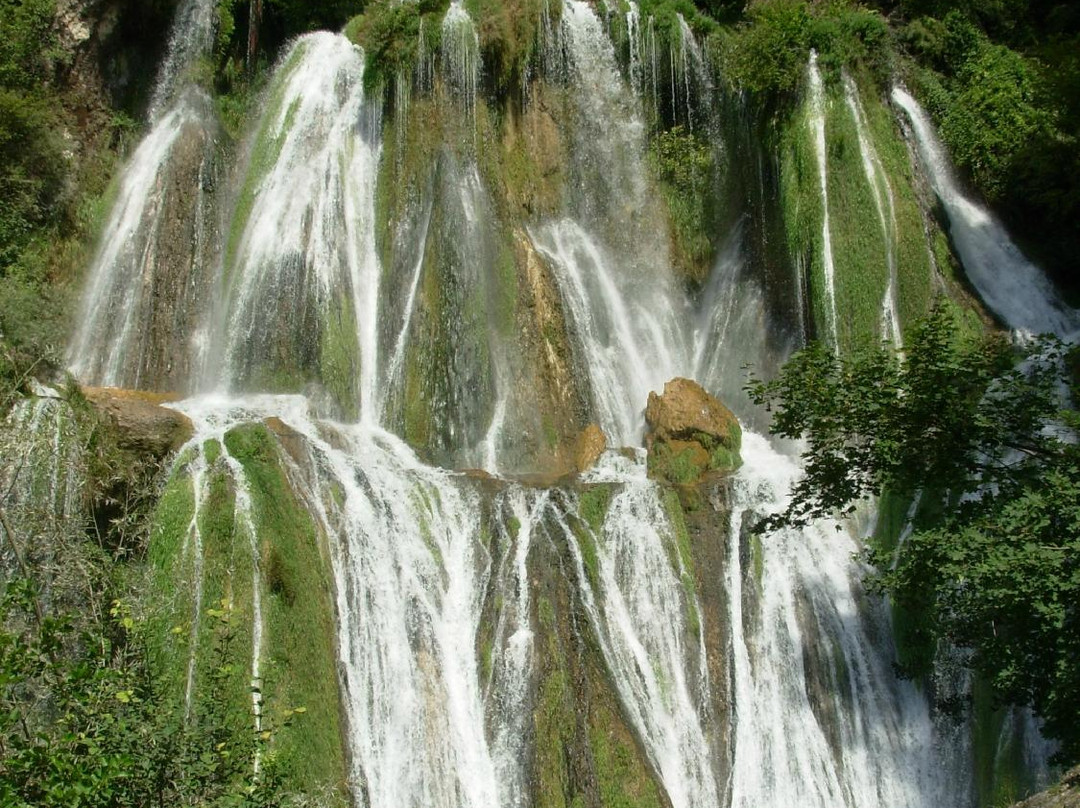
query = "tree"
xmin=747 ymin=303 xmax=1080 ymax=764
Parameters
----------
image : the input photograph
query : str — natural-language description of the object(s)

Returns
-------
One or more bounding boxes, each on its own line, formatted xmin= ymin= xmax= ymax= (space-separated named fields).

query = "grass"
xmin=825 ymin=76 xmax=890 ymax=352
xmin=223 ymin=423 xmax=348 ymax=800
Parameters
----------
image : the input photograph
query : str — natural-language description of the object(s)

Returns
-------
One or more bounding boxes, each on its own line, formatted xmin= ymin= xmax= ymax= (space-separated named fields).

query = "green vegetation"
xmin=716 ymin=0 xmax=890 ymax=94
xmin=749 ymin=303 xmax=1080 ymax=764
xmin=345 ymin=0 xmax=446 ymax=91
xmin=223 ymin=424 xmax=348 ymax=800
xmin=891 ymin=2 xmax=1080 ymax=291
xmin=0 ymin=579 xmax=289 ymax=807
xmin=648 ymin=126 xmax=717 ymax=284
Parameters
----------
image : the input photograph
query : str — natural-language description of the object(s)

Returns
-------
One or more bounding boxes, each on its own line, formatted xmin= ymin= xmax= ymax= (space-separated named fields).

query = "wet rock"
xmin=1012 ymin=766 xmax=1080 ymax=808
xmin=81 ymin=386 xmax=193 ymax=458
xmin=645 ymin=378 xmax=741 ymax=484
xmin=573 ymin=424 xmax=607 ymax=473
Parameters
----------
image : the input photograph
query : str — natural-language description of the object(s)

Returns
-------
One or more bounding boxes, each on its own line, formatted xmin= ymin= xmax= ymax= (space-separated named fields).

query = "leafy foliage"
xmin=716 ymin=0 xmax=890 ymax=94
xmin=648 ymin=125 xmax=716 ymax=281
xmin=0 ymin=582 xmax=287 ymax=807
xmin=748 ymin=304 xmax=1080 ymax=763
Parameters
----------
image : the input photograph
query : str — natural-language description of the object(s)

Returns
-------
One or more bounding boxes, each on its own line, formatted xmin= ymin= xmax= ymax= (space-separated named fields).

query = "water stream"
xmin=892 ymin=87 xmax=1079 ymax=338
xmin=55 ymin=3 xmax=1071 ymax=806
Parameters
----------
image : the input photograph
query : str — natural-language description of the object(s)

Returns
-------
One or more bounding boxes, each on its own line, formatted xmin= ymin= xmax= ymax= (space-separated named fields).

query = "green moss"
xmin=647 ymin=442 xmax=708 ymax=484
xmin=203 ymin=438 xmax=221 ymax=466
xmin=223 ymin=423 xmax=348 ymax=799
xmin=972 ymin=677 xmax=1030 ymax=808
xmin=826 ymin=79 xmax=890 ymax=351
xmin=648 ymin=126 xmax=718 ymax=284
xmin=854 ymin=71 xmax=936 ymax=333
xmin=578 ymin=486 xmax=611 ymax=533
xmin=145 ymin=466 xmax=197 ymax=694
xmin=588 ymin=707 xmax=663 ymax=808
xmin=319 ymin=295 xmax=361 ymax=420
xmin=661 ymin=489 xmax=701 ymax=636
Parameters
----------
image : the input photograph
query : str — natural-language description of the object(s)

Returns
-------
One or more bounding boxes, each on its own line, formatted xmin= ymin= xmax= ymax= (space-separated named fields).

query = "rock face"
xmin=81 ymin=386 xmax=193 ymax=458
xmin=645 ymin=378 xmax=741 ymax=484
xmin=574 ymin=424 xmax=607 ymax=473
xmin=1013 ymin=767 xmax=1080 ymax=808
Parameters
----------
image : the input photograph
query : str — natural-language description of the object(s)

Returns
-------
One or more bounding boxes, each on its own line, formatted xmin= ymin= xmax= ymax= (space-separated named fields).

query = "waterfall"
xmin=214 ymin=33 xmax=381 ymax=418
xmin=807 ymin=52 xmax=839 ymax=349
xmin=149 ymin=0 xmax=218 ymax=122
xmin=891 ymin=87 xmax=1079 ymax=338
xmin=535 ymin=0 xmax=689 ymax=446
xmin=68 ymin=0 xmax=217 ymax=390
xmin=726 ymin=433 xmax=966 ymax=807
xmin=52 ymin=1 xmax=1053 ymax=804
xmin=441 ymin=1 xmax=482 ymax=119
xmin=844 ymin=73 xmax=902 ymax=347
xmin=557 ymin=454 xmax=720 ymax=808
xmin=626 ymin=2 xmax=642 ymax=96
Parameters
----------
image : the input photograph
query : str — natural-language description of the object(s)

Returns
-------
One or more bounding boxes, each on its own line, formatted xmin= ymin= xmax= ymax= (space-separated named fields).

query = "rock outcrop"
xmin=573 ymin=424 xmax=607 ymax=473
xmin=81 ymin=386 xmax=193 ymax=458
xmin=645 ymin=378 xmax=741 ymax=484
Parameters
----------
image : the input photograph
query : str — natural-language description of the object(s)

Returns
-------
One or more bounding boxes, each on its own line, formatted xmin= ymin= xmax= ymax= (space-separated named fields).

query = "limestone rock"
xmin=574 ymin=424 xmax=607 ymax=473
xmin=1012 ymin=766 xmax=1080 ymax=808
xmin=81 ymin=386 xmax=193 ymax=459
xmin=645 ymin=378 xmax=741 ymax=484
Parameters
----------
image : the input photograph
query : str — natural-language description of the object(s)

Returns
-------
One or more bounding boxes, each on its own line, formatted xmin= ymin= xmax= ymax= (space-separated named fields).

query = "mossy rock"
xmin=645 ymin=378 xmax=742 ymax=483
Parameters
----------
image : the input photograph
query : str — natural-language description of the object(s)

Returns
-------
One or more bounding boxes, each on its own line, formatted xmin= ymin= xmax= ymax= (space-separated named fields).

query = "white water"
xmin=171 ymin=394 xmax=518 ymax=808
xmin=441 ymin=1 xmax=481 ymax=119
xmin=726 ymin=433 xmax=964 ymax=807
xmin=626 ymin=2 xmax=643 ymax=96
xmin=69 ymin=0 xmax=218 ymax=389
xmin=53 ymin=5 xmax=1026 ymax=807
xmin=216 ymin=34 xmax=382 ymax=415
xmin=844 ymin=73 xmax=902 ymax=347
xmin=68 ymin=90 xmax=214 ymax=388
xmin=149 ymin=0 xmax=217 ymax=122
xmin=532 ymin=219 xmax=688 ymax=445
xmin=559 ymin=454 xmax=720 ymax=808
xmin=808 ymin=52 xmax=840 ymax=349
xmin=892 ymin=87 xmax=1079 ymax=337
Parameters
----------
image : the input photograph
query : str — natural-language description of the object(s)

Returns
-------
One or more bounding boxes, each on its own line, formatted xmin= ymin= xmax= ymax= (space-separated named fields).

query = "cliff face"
xmin=5 ymin=1 xmax=1073 ymax=806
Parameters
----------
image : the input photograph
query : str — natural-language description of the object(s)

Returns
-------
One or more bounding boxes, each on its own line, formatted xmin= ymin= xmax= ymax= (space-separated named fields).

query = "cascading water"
xmin=725 ymin=434 xmax=966 ymax=807
xmin=892 ymin=87 xmax=1079 ymax=338
xmin=55 ymin=0 xmax=1060 ymax=804
xmin=844 ymin=73 xmax=902 ymax=347
xmin=442 ymin=1 xmax=482 ymax=119
xmin=807 ymin=51 xmax=839 ymax=349
xmin=68 ymin=0 xmax=217 ymax=391
xmin=556 ymin=454 xmax=721 ymax=808
xmin=213 ymin=33 xmax=381 ymax=416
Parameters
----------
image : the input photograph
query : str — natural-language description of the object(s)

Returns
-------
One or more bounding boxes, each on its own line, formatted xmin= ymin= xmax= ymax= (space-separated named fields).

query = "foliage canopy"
xmin=748 ymin=304 xmax=1080 ymax=764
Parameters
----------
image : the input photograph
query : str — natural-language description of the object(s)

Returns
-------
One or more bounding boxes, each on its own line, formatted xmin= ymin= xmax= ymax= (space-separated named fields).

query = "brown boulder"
xmin=645 ymin=378 xmax=741 ymax=484
xmin=81 ymin=387 xmax=193 ymax=459
xmin=573 ymin=424 xmax=607 ymax=473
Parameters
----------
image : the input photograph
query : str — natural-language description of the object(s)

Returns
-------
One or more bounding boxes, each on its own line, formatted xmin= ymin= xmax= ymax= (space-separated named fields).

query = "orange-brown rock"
xmin=573 ymin=424 xmax=607 ymax=473
xmin=645 ymin=378 xmax=740 ymax=449
xmin=81 ymin=386 xmax=193 ymax=459
xmin=645 ymin=378 xmax=741 ymax=484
